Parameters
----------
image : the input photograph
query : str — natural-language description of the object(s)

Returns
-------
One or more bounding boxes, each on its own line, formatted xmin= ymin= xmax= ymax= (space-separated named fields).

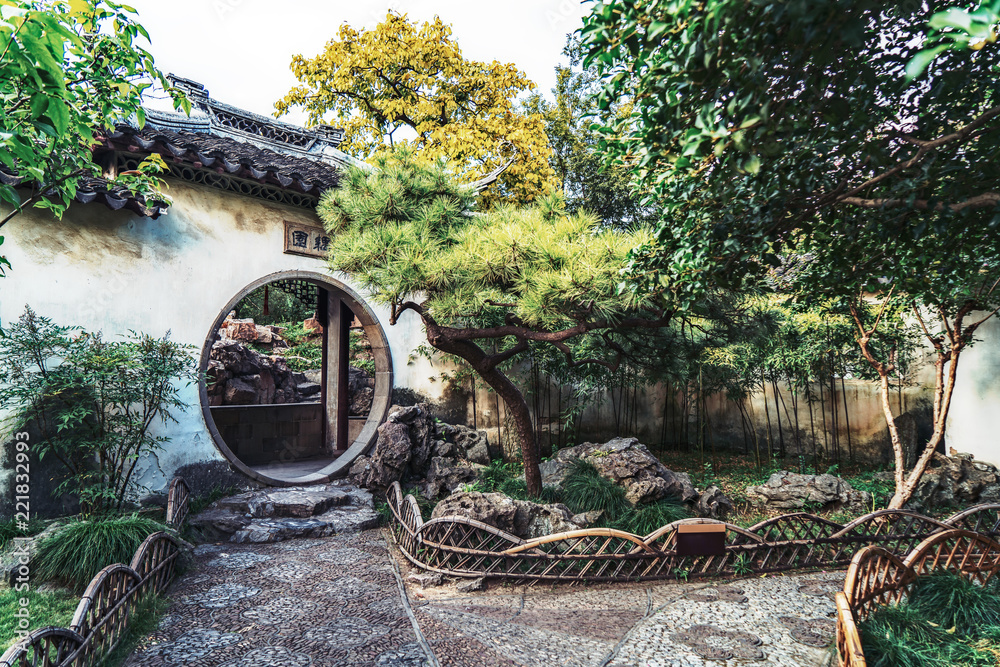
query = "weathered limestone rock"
xmin=746 ymin=471 xmax=872 ymax=512
xmin=571 ymin=510 xmax=605 ymax=527
xmin=349 ymin=421 xmax=414 ymax=495
xmin=539 ymin=437 xmax=697 ymax=505
xmin=221 ymin=316 xmax=258 ymax=342
xmin=223 ymin=377 xmax=258 ymax=405
xmin=457 ymin=577 xmax=486 ymax=593
xmin=348 ymin=403 xmax=498 ymax=498
xmin=348 ymin=367 xmax=375 ymax=415
xmin=435 ymin=423 xmax=495 ymax=465
xmin=189 ymin=483 xmax=377 ymax=543
xmin=911 ymin=453 xmax=1000 ymax=509
xmin=386 ymin=404 xmax=435 ymax=474
xmin=2 ymin=522 xmax=65 ymax=586
xmin=695 ymin=486 xmax=734 ymax=520
xmin=407 ymin=571 xmax=444 ymax=588
xmin=431 ymin=491 xmax=581 ymax=540
xmin=208 ymin=340 xmax=300 ymax=406
xmin=422 ymin=457 xmax=480 ymax=499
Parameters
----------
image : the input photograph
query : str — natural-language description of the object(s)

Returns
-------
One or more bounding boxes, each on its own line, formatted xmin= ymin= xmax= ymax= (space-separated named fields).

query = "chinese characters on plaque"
xmin=283 ymin=221 xmax=331 ymax=258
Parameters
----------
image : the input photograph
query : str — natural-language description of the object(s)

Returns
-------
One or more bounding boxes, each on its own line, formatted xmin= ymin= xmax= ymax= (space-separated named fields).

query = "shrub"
xmin=0 ymin=307 xmax=199 ymax=515
xmin=34 ymin=514 xmax=168 ymax=592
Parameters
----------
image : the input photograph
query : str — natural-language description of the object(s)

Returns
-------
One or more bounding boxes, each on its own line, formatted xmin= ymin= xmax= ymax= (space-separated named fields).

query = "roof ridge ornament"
xmin=153 ymin=74 xmax=366 ymax=171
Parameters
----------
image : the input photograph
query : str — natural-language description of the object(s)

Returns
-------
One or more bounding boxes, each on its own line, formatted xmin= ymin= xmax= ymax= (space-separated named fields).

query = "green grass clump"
xmin=859 ymin=572 xmax=1000 ymax=667
xmin=560 ymin=458 xmax=688 ymax=531
xmin=0 ymin=587 xmax=79 ymax=651
xmin=0 ymin=518 xmax=48 ymax=551
xmin=101 ymin=594 xmax=169 ymax=667
xmin=34 ymin=514 xmax=168 ymax=592
xmin=614 ymin=499 xmax=688 ymax=536
xmin=908 ymin=572 xmax=1000 ymax=635
xmin=561 ymin=459 xmax=630 ymax=519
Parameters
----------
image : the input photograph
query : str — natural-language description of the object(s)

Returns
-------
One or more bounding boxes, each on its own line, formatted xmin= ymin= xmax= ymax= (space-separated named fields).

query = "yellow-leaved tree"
xmin=275 ymin=11 xmax=556 ymax=207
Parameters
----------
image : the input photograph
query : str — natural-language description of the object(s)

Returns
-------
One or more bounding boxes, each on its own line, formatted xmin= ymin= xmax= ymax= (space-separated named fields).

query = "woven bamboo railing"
xmin=835 ymin=528 xmax=1000 ymax=667
xmin=165 ymin=477 xmax=190 ymax=529
xmin=0 ymin=477 xmax=191 ymax=667
xmin=387 ymin=482 xmax=1000 ymax=583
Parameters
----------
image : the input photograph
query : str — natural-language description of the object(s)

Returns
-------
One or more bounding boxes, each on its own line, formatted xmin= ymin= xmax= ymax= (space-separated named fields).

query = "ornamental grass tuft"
xmin=859 ymin=572 xmax=1000 ymax=667
xmin=560 ymin=459 xmax=630 ymax=519
xmin=34 ymin=514 xmax=168 ymax=592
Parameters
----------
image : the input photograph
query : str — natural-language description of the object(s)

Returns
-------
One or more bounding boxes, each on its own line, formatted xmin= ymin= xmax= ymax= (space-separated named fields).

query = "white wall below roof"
xmin=946 ymin=314 xmax=1000 ymax=466
xmin=0 ymin=178 xmax=444 ymax=495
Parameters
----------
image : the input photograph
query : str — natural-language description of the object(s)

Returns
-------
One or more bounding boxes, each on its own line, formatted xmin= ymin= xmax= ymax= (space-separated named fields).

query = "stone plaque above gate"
xmin=284 ymin=221 xmax=331 ymax=259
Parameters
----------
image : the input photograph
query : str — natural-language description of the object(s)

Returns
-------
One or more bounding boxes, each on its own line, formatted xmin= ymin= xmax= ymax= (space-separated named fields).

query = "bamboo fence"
xmin=835 ymin=527 xmax=1000 ymax=666
xmin=387 ymin=482 xmax=1000 ymax=584
xmin=1 ymin=477 xmax=191 ymax=667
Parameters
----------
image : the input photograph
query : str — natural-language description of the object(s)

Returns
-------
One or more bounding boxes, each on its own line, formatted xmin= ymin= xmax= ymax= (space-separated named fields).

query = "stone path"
xmin=125 ymin=530 xmax=840 ymax=667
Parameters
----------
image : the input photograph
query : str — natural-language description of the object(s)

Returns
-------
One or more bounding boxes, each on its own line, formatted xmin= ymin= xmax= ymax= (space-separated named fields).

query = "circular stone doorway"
xmin=198 ymin=270 xmax=392 ymax=486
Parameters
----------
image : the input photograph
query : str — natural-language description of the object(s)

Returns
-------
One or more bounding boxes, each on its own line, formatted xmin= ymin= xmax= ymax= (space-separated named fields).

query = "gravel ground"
xmin=125 ymin=530 xmax=840 ymax=666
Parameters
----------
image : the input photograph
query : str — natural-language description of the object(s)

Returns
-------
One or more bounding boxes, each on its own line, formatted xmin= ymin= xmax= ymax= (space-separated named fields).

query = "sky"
xmin=127 ymin=0 xmax=593 ymax=126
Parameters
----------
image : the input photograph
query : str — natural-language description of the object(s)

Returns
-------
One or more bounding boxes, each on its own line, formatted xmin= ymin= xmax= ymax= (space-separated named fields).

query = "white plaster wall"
xmin=0 ymin=179 xmax=444 ymax=495
xmin=946 ymin=314 xmax=1000 ymax=466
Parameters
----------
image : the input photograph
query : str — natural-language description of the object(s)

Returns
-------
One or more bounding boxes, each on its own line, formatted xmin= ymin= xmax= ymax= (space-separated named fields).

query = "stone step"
xmin=190 ymin=483 xmax=378 ymax=543
xmin=297 ymin=381 xmax=322 ymax=397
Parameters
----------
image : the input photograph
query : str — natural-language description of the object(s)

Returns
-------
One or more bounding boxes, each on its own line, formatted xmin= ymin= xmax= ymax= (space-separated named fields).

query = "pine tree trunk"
xmin=424 ymin=324 xmax=544 ymax=496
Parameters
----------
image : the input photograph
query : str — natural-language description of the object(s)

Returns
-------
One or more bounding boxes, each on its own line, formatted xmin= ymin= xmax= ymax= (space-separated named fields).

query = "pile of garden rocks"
xmin=207 ymin=338 xmax=374 ymax=412
xmin=188 ymin=482 xmax=378 ymax=543
xmin=540 ymin=437 xmax=732 ymax=520
xmin=745 ymin=471 xmax=872 ymax=512
xmin=540 ymin=438 xmax=699 ymax=505
xmin=430 ymin=492 xmax=583 ymax=540
xmin=349 ymin=406 xmax=734 ymax=525
xmin=207 ymin=339 xmax=312 ymax=406
xmin=910 ymin=452 xmax=1000 ymax=508
xmin=348 ymin=403 xmax=497 ymax=498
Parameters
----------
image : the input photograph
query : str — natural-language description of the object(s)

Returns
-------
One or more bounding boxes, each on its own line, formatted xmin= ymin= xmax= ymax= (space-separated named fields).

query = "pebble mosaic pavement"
xmin=125 ymin=530 xmax=839 ymax=667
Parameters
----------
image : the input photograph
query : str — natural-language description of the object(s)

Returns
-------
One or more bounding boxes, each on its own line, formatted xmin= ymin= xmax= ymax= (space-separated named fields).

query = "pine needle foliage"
xmin=318 ymin=150 xmax=656 ymax=330
xmin=318 ymin=149 xmax=672 ymax=496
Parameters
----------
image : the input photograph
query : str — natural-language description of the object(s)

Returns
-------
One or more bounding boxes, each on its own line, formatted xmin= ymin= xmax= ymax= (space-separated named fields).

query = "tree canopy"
xmin=318 ymin=150 xmax=672 ymax=494
xmin=0 ymin=0 xmax=187 ymax=275
xmin=524 ymin=38 xmax=651 ymax=229
xmin=276 ymin=11 xmax=556 ymax=207
xmin=582 ymin=0 xmax=1000 ymax=507
xmin=582 ymin=0 xmax=999 ymax=303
